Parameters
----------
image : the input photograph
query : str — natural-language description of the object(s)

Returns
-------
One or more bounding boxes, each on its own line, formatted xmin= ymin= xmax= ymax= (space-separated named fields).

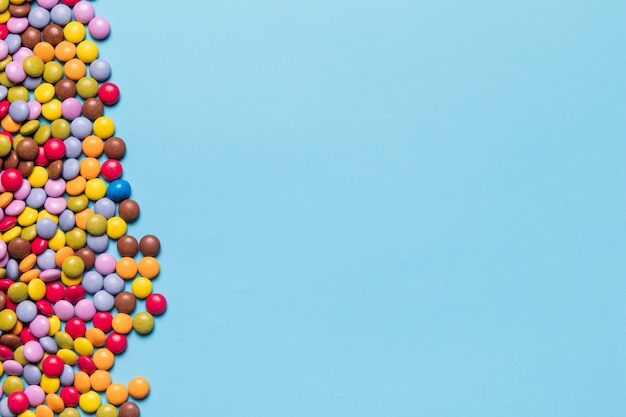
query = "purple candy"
xmin=29 ymin=315 xmax=51 ymax=338
xmin=24 ymin=385 xmax=45 ymax=407
xmin=44 ymin=178 xmax=66 ymax=197
xmin=23 ymin=340 xmax=44 ymax=363
xmin=95 ymin=253 xmax=116 ymax=275
xmin=62 ymin=97 xmax=82 ymax=120
xmin=12 ymin=47 xmax=33 ymax=63
xmin=4 ymin=200 xmax=25 ymax=216
xmin=0 ymin=241 xmax=6 ymax=259
xmin=88 ymin=16 xmax=110 ymax=39
xmin=26 ymin=188 xmax=47 ymax=208
xmin=6 ymin=17 xmax=29 ymax=34
xmin=14 ymin=179 xmax=31 ymax=200
xmin=16 ymin=300 xmax=37 ymax=322
xmin=40 ymin=269 xmax=61 ymax=282
xmin=36 ymin=218 xmax=57 ymax=239
xmin=53 ymin=300 xmax=74 ymax=321
xmin=75 ymin=299 xmax=96 ymax=321
xmin=73 ymin=1 xmax=94 ymax=23
xmin=28 ymin=100 xmax=42 ymax=120
xmin=0 ymin=40 xmax=7 ymax=60
xmin=44 ymin=196 xmax=67 ymax=214
xmin=38 ymin=0 xmax=59 ymax=10
xmin=23 ymin=364 xmax=42 ymax=385
xmin=2 ymin=360 xmax=23 ymax=376
xmin=87 ymin=233 xmax=109 ymax=253
xmin=60 ymin=365 xmax=74 ymax=386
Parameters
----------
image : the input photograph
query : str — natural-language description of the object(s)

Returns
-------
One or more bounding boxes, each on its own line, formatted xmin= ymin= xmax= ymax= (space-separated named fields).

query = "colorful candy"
xmin=0 ymin=1 xmax=167 ymax=416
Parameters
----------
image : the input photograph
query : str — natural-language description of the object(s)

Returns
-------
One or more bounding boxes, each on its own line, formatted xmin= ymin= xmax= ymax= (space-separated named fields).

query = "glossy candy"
xmin=0 ymin=3 xmax=165 ymax=416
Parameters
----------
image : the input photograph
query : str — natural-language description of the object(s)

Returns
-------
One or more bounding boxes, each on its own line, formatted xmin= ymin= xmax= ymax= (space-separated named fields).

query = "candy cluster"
xmin=0 ymin=1 xmax=167 ymax=417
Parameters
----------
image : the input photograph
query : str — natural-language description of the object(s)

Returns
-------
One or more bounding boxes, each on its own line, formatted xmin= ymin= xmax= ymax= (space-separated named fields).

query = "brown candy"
xmin=42 ymin=24 xmax=64 ymax=46
xmin=119 ymin=402 xmax=140 ymax=417
xmin=21 ymin=27 xmax=41 ymax=50
xmin=103 ymin=137 xmax=126 ymax=159
xmin=82 ymin=98 xmax=104 ymax=121
xmin=118 ymin=199 xmax=140 ymax=222
xmin=8 ymin=3 xmax=30 ymax=17
xmin=0 ymin=334 xmax=21 ymax=350
xmin=55 ymin=79 xmax=77 ymax=100
xmin=18 ymin=160 xmax=34 ymax=177
xmin=0 ymin=291 xmax=5 ymax=310
xmin=114 ymin=291 xmax=136 ymax=314
xmin=8 ymin=237 xmax=31 ymax=260
xmin=117 ymin=235 xmax=138 ymax=257
xmin=16 ymin=137 xmax=38 ymax=160
xmin=48 ymin=160 xmax=63 ymax=179
xmin=139 ymin=234 xmax=160 ymax=257
xmin=76 ymin=248 xmax=96 ymax=270
xmin=3 ymin=150 xmax=19 ymax=169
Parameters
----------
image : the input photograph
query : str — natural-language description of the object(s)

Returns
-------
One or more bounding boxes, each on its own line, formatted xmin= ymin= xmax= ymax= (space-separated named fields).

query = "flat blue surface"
xmin=97 ymin=1 xmax=626 ymax=415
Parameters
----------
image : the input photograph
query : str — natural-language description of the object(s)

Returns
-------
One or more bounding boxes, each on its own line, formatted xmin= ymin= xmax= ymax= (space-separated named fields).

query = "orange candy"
xmin=90 ymin=370 xmax=112 ymax=391
xmin=127 ymin=376 xmax=150 ymax=399
xmin=64 ymin=58 xmax=87 ymax=80
xmin=79 ymin=157 xmax=101 ymax=179
xmin=54 ymin=40 xmax=76 ymax=62
xmin=34 ymin=42 xmax=55 ymax=62
xmin=137 ymin=256 xmax=160 ymax=279
xmin=74 ymin=370 xmax=91 ymax=393
xmin=82 ymin=135 xmax=104 ymax=157
xmin=54 ymin=246 xmax=75 ymax=267
xmin=93 ymin=348 xmax=115 ymax=370
xmin=111 ymin=313 xmax=133 ymax=334
xmin=116 ymin=257 xmax=138 ymax=279
xmin=105 ymin=383 xmax=128 ymax=405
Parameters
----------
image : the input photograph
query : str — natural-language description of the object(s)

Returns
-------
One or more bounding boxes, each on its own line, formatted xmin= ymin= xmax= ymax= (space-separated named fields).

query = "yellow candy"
xmin=27 ymin=278 xmax=46 ymax=300
xmin=56 ymin=348 xmax=77 ymax=365
xmin=61 ymin=271 xmax=82 ymax=286
xmin=106 ymin=216 xmax=126 ymax=239
xmin=92 ymin=116 xmax=114 ymax=139
xmin=79 ymin=390 xmax=101 ymax=413
xmin=48 ymin=230 xmax=66 ymax=251
xmin=41 ymin=99 xmax=62 ymax=121
xmin=73 ymin=337 xmax=94 ymax=356
xmin=48 ymin=315 xmax=61 ymax=336
xmin=2 ymin=225 xmax=21 ymax=243
xmin=76 ymin=40 xmax=98 ymax=63
xmin=85 ymin=178 xmax=107 ymax=201
xmin=64 ymin=21 xmax=86 ymax=44
xmin=18 ymin=410 xmax=36 ymax=417
xmin=28 ymin=166 xmax=49 ymax=187
xmin=131 ymin=277 xmax=152 ymax=299
xmin=17 ymin=206 xmax=38 ymax=227
xmin=34 ymin=83 xmax=55 ymax=104
xmin=40 ymin=375 xmax=60 ymax=394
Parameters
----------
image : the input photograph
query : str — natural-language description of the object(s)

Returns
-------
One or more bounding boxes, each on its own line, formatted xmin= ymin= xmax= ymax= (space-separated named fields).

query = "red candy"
xmin=64 ymin=284 xmax=86 ymax=303
xmin=0 ymin=346 xmax=13 ymax=361
xmin=36 ymin=299 xmax=55 ymax=316
xmin=93 ymin=311 xmax=113 ymax=332
xmin=0 ymin=100 xmax=9 ymax=119
xmin=100 ymin=159 xmax=123 ymax=181
xmin=43 ymin=138 xmax=66 ymax=160
xmin=35 ymin=146 xmax=50 ymax=166
xmin=1 ymin=168 xmax=23 ymax=191
xmin=7 ymin=391 xmax=29 ymax=414
xmin=98 ymin=82 xmax=120 ymax=105
xmin=20 ymin=328 xmax=36 ymax=344
xmin=42 ymin=355 xmax=65 ymax=377
xmin=146 ymin=293 xmax=167 ymax=315
xmin=31 ymin=237 xmax=49 ymax=255
xmin=77 ymin=355 xmax=96 ymax=374
xmin=0 ymin=24 xmax=8 ymax=40
xmin=46 ymin=282 xmax=65 ymax=303
xmin=65 ymin=318 xmax=86 ymax=339
xmin=0 ymin=216 xmax=17 ymax=231
xmin=59 ymin=386 xmax=80 ymax=407
xmin=105 ymin=332 xmax=127 ymax=354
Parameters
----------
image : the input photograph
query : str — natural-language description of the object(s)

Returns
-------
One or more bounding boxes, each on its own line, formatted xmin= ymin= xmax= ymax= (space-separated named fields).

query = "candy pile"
xmin=0 ymin=1 xmax=167 ymax=416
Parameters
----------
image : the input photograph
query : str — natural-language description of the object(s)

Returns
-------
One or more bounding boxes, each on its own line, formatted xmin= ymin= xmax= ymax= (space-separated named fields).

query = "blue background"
xmin=94 ymin=0 xmax=626 ymax=415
